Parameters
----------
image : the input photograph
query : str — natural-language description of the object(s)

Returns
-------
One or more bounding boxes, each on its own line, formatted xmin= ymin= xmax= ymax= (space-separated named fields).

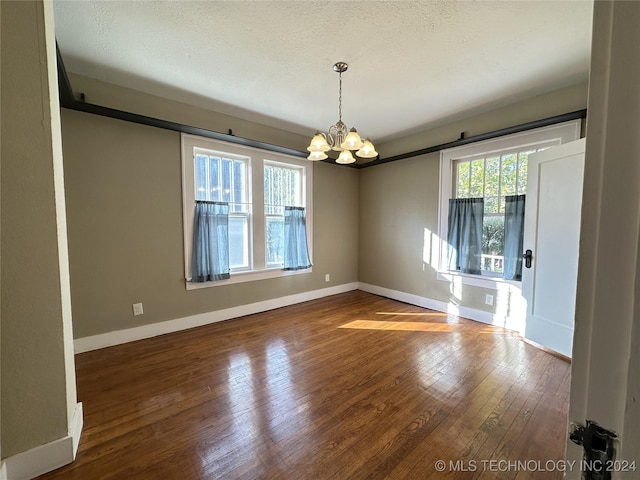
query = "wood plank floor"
xmin=37 ymin=291 xmax=571 ymax=480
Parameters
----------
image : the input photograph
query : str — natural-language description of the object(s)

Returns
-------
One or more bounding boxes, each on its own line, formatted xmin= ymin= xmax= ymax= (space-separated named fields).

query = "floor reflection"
xmin=266 ymin=339 xmax=307 ymax=443
xmin=200 ymin=351 xmax=257 ymax=473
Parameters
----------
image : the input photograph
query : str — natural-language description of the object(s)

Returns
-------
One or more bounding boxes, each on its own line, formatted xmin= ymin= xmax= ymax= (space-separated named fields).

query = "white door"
xmin=521 ymin=138 xmax=585 ymax=358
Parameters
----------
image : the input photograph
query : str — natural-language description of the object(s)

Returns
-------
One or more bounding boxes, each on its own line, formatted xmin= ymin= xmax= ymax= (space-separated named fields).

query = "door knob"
xmin=523 ymin=249 xmax=533 ymax=268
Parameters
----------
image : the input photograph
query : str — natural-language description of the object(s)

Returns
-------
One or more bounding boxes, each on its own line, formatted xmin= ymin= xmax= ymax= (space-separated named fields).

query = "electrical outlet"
xmin=485 ymin=294 xmax=494 ymax=306
xmin=325 ymin=273 xmax=330 ymax=282
xmin=133 ymin=303 xmax=144 ymax=316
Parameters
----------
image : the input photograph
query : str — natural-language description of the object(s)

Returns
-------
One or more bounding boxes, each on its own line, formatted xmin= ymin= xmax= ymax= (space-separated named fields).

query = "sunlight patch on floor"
xmin=478 ymin=326 xmax=518 ymax=336
xmin=375 ymin=311 xmax=451 ymax=317
xmin=339 ymin=319 xmax=515 ymax=335
xmin=339 ymin=320 xmax=463 ymax=332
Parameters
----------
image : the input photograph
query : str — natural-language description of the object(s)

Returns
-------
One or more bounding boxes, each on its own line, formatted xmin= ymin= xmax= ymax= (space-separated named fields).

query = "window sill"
xmin=436 ymin=270 xmax=521 ymax=290
xmin=186 ymin=267 xmax=312 ymax=290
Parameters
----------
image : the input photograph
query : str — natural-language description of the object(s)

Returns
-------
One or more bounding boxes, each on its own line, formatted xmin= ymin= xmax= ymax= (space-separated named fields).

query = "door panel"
xmin=522 ymin=139 xmax=585 ymax=357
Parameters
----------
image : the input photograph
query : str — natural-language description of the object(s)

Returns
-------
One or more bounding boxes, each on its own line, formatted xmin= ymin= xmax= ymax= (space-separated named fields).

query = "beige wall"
xmin=61 ymin=97 xmax=359 ymax=339
xmin=359 ymin=83 xmax=588 ymax=320
xmin=1 ymin=0 xmax=77 ymax=459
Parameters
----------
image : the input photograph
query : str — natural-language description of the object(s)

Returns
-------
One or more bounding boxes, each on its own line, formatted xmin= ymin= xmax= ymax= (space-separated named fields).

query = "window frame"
xmin=437 ymin=120 xmax=581 ymax=289
xmin=181 ymin=134 xmax=313 ymax=289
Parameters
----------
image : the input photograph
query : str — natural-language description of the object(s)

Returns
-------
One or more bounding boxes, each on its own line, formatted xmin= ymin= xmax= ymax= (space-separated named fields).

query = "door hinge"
xmin=569 ymin=420 xmax=617 ymax=480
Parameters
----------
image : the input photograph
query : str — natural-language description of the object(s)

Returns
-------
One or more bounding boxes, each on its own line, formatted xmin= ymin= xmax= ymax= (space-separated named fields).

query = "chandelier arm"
xmin=326 ymin=131 xmax=334 ymax=149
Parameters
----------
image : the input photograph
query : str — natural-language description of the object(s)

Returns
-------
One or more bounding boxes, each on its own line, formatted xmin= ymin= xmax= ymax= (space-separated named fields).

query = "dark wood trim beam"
xmin=355 ymin=109 xmax=588 ymax=168
xmin=68 ymin=100 xmax=311 ymax=158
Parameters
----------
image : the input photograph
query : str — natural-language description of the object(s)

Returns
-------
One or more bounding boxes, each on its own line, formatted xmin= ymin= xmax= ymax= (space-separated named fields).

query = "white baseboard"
xmin=4 ymin=402 xmax=83 ymax=480
xmin=75 ymin=282 xmax=359 ymax=353
xmin=357 ymin=282 xmax=524 ymax=333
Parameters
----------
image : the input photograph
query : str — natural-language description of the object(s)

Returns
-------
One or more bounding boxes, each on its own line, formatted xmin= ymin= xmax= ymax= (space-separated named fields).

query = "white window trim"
xmin=436 ymin=120 xmax=581 ymax=290
xmin=181 ymin=134 xmax=313 ymax=290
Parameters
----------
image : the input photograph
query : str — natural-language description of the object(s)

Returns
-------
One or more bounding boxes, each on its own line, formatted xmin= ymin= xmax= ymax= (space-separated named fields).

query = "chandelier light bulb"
xmin=356 ymin=139 xmax=378 ymax=159
xmin=340 ymin=128 xmax=364 ymax=151
xmin=336 ymin=150 xmax=356 ymax=164
xmin=307 ymin=132 xmax=331 ymax=152
xmin=307 ymin=150 xmax=328 ymax=161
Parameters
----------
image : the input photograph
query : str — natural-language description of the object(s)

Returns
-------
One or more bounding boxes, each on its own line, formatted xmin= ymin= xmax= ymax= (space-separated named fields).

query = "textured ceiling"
xmin=53 ymin=1 xmax=593 ymax=144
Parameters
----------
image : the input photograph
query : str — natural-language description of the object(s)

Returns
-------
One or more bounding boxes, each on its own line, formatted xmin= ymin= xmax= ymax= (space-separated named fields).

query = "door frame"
xmin=566 ymin=1 xmax=640 ymax=475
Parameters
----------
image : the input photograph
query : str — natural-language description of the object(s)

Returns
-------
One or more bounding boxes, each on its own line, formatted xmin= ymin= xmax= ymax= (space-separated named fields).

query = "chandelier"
xmin=306 ymin=62 xmax=378 ymax=164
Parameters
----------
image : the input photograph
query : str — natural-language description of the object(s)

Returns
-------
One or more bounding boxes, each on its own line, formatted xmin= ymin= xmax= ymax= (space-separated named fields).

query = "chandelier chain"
xmin=338 ymin=71 xmax=343 ymax=123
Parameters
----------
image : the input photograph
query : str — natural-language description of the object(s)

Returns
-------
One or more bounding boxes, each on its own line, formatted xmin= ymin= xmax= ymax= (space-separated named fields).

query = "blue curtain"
xmin=447 ymin=198 xmax=484 ymax=274
xmin=284 ymin=206 xmax=312 ymax=270
xmin=191 ymin=201 xmax=231 ymax=282
xmin=503 ymin=194 xmax=526 ymax=281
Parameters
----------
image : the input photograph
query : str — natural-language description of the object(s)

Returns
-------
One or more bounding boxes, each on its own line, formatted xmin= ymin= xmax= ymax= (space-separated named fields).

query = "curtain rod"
xmin=56 ymin=44 xmax=586 ymax=169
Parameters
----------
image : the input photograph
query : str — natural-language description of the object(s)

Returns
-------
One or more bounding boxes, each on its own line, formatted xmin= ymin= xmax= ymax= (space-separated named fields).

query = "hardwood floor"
xmin=37 ymin=291 xmax=571 ymax=480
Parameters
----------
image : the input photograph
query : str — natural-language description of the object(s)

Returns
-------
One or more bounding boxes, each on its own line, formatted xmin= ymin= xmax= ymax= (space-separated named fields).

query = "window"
xmin=438 ymin=120 xmax=581 ymax=287
xmin=453 ymin=148 xmax=539 ymax=276
xmin=182 ymin=135 xmax=312 ymax=289
xmin=264 ymin=162 xmax=304 ymax=268
xmin=194 ymin=149 xmax=250 ymax=271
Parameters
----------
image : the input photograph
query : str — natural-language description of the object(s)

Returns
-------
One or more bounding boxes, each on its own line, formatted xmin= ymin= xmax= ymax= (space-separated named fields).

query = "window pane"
xmin=264 ymin=166 xmax=273 ymax=213
xmin=456 ymin=161 xmax=470 ymax=198
xmin=285 ymin=169 xmax=300 ymax=206
xmin=221 ymin=158 xmax=232 ymax=203
xmin=229 ymin=216 xmax=248 ymax=269
xmin=501 ymin=153 xmax=517 ymax=197
xmin=266 ymin=216 xmax=284 ymax=267
xmin=233 ymin=160 xmax=244 ymax=205
xmin=484 ymin=157 xmax=500 ymax=197
xmin=470 ymin=159 xmax=485 ymax=197
xmin=283 ymin=169 xmax=291 ymax=206
xmin=195 ymin=154 xmax=208 ymax=201
xmin=482 ymin=215 xmax=505 ymax=274
xmin=209 ymin=156 xmax=220 ymax=201
xmin=517 ymin=151 xmax=531 ymax=195
xmin=485 ymin=196 xmax=499 ymax=214
xmin=273 ymin=166 xmax=282 ymax=206
xmin=264 ymin=164 xmax=302 ymax=208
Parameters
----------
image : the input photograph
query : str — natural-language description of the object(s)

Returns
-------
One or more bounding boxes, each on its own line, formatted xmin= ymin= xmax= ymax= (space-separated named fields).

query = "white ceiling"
xmin=53 ymin=1 xmax=593 ymax=145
